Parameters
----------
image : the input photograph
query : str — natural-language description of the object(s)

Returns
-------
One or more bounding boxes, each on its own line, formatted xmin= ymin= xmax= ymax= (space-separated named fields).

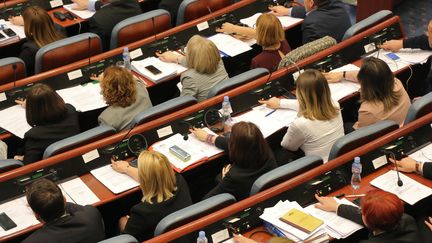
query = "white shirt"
xmin=279 ymin=99 xmax=344 ymax=162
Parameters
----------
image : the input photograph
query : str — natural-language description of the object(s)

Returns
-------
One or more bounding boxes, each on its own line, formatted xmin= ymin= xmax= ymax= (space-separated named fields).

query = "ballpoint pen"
xmin=265 ymin=109 xmax=277 ymax=117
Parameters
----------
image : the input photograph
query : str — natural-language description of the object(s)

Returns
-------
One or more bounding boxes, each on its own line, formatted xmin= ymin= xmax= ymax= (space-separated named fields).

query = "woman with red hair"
xmin=315 ymin=189 xmax=420 ymax=242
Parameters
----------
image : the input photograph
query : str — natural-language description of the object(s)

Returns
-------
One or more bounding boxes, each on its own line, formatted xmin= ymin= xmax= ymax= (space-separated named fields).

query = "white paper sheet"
xmin=57 ymin=82 xmax=106 ymax=112
xmin=370 ymin=170 xmax=432 ymax=205
xmin=0 ymin=196 xmax=40 ymax=237
xmin=391 ymin=48 xmax=432 ymax=64
xmin=240 ymin=13 xmax=302 ymax=28
xmin=409 ymin=143 xmax=432 ymax=162
xmin=0 ymin=19 xmax=25 ymax=39
xmin=91 ymin=165 xmax=139 ymax=194
xmin=367 ymin=50 xmax=411 ymax=72
xmin=208 ymin=33 xmax=252 ymax=57
xmin=59 ymin=177 xmax=100 ymax=206
xmin=328 ymin=81 xmax=360 ymax=101
xmin=0 ymin=105 xmax=31 ymax=138
xmin=63 ymin=4 xmax=96 ymax=19
xmin=131 ymin=57 xmax=187 ymax=83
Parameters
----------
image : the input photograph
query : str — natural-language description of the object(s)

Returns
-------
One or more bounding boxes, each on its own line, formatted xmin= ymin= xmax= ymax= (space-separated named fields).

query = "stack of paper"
xmin=59 ymin=177 xmax=100 ymax=206
xmin=304 ymin=198 xmax=363 ymax=239
xmin=0 ymin=196 xmax=39 ymax=237
xmin=91 ymin=165 xmax=139 ymax=194
xmin=233 ymin=104 xmax=297 ymax=138
xmin=57 ymin=82 xmax=106 ymax=112
xmin=259 ymin=200 xmax=326 ymax=242
xmin=390 ymin=48 xmax=432 ymax=65
xmin=370 ymin=170 xmax=432 ymax=205
xmin=240 ymin=13 xmax=303 ymax=28
xmin=0 ymin=19 xmax=25 ymax=40
xmin=152 ymin=131 xmax=223 ymax=172
xmin=131 ymin=57 xmax=187 ymax=83
xmin=0 ymin=105 xmax=31 ymax=138
xmin=63 ymin=4 xmax=96 ymax=19
xmin=409 ymin=143 xmax=432 ymax=162
xmin=208 ymin=33 xmax=252 ymax=57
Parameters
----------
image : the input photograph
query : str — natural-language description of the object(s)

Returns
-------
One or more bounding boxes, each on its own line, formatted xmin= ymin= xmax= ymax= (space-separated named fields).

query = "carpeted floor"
xmin=394 ymin=0 xmax=432 ymax=37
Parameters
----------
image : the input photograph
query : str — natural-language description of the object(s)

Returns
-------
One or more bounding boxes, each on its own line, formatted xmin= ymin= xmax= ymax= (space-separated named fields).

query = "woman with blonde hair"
xmin=217 ymin=13 xmax=291 ymax=71
xmin=10 ymin=6 xmax=64 ymax=74
xmin=260 ymin=69 xmax=344 ymax=162
xmin=157 ymin=35 xmax=229 ymax=102
xmin=112 ymin=151 xmax=192 ymax=241
xmin=97 ymin=66 xmax=152 ymax=131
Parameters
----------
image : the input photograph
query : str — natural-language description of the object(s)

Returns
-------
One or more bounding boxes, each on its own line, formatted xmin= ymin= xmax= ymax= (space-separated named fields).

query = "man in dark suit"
xmin=269 ymin=0 xmax=351 ymax=44
xmin=73 ymin=0 xmax=142 ymax=50
xmin=22 ymin=179 xmax=105 ymax=243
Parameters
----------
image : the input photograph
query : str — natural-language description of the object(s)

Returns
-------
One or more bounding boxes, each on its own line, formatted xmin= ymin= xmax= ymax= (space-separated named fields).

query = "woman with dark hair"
xmin=324 ymin=57 xmax=411 ymax=130
xmin=190 ymin=121 xmax=277 ymax=200
xmin=14 ymin=83 xmax=80 ymax=164
xmin=10 ymin=6 xmax=64 ymax=75
xmin=316 ymin=189 xmax=420 ymax=242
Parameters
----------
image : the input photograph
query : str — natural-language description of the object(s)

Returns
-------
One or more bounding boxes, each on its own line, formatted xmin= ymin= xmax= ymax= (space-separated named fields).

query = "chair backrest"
xmin=154 ymin=193 xmax=236 ymax=236
xmin=43 ymin=125 xmax=116 ymax=159
xmin=176 ymin=0 xmax=231 ymax=26
xmin=278 ymin=36 xmax=337 ymax=69
xmin=131 ymin=96 xmax=198 ymax=127
xmin=328 ymin=120 xmax=399 ymax=161
xmin=342 ymin=10 xmax=393 ymax=41
xmin=250 ymin=156 xmax=323 ymax=196
xmin=110 ymin=10 xmax=171 ymax=49
xmin=0 ymin=57 xmax=26 ymax=86
xmin=0 ymin=159 xmax=24 ymax=173
xmin=404 ymin=92 xmax=432 ymax=124
xmin=35 ymin=33 xmax=102 ymax=74
xmin=98 ymin=234 xmax=138 ymax=243
xmin=207 ymin=68 xmax=269 ymax=99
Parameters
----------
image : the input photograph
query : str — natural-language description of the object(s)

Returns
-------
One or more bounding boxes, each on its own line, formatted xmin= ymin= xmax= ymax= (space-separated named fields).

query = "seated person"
xmin=260 ymin=69 xmax=344 ymax=162
xmin=316 ymin=189 xmax=420 ymax=242
xmin=157 ymin=35 xmax=229 ymax=102
xmin=72 ymin=0 xmax=142 ymax=50
xmin=96 ymin=66 xmax=152 ymax=131
xmin=324 ymin=57 xmax=411 ymax=130
xmin=111 ymin=151 xmax=192 ymax=241
xmin=381 ymin=20 xmax=432 ymax=94
xmin=14 ymin=84 xmax=80 ymax=164
xmin=23 ymin=178 xmax=105 ymax=243
xmin=217 ymin=13 xmax=291 ymax=72
xmin=269 ymin=0 xmax=351 ymax=43
xmin=190 ymin=122 xmax=277 ymax=201
xmin=9 ymin=6 xmax=64 ymax=75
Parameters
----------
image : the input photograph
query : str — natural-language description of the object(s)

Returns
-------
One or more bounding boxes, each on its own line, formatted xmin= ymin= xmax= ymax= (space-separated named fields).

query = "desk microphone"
xmin=6 ymin=63 xmax=18 ymax=97
xmin=111 ymin=121 xmax=139 ymax=160
xmin=382 ymin=150 xmax=403 ymax=187
xmin=87 ymin=36 xmax=91 ymax=67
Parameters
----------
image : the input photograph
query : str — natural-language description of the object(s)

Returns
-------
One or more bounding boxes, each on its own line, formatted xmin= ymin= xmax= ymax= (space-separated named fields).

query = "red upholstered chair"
xmin=0 ymin=57 xmax=26 ymax=86
xmin=110 ymin=9 xmax=172 ymax=50
xmin=176 ymin=0 xmax=232 ymax=26
xmin=34 ymin=33 xmax=102 ymax=74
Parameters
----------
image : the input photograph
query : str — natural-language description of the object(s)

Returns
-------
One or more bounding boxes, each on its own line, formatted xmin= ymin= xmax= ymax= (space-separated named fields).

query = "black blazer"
xmin=203 ymin=136 xmax=277 ymax=201
xmin=291 ymin=0 xmax=351 ymax=43
xmin=19 ymin=40 xmax=39 ymax=75
xmin=22 ymin=203 xmax=105 ymax=243
xmin=423 ymin=162 xmax=432 ymax=180
xmin=158 ymin=0 xmax=182 ymax=26
xmin=89 ymin=0 xmax=142 ymax=50
xmin=123 ymin=174 xmax=192 ymax=242
xmin=337 ymin=204 xmax=421 ymax=242
xmin=23 ymin=104 xmax=80 ymax=164
xmin=403 ymin=35 xmax=432 ymax=50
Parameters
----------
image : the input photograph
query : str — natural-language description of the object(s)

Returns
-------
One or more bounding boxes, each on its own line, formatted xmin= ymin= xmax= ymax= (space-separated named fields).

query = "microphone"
xmin=382 ymin=150 xmax=403 ymax=187
xmin=151 ymin=16 xmax=157 ymax=43
xmin=178 ymin=121 xmax=191 ymax=141
xmin=87 ymin=36 xmax=91 ymax=67
xmin=111 ymin=122 xmax=139 ymax=160
xmin=278 ymin=36 xmax=337 ymax=70
xmin=6 ymin=63 xmax=18 ymax=97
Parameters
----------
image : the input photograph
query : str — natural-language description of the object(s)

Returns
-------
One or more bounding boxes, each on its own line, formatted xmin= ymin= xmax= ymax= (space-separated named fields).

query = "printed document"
xmin=409 ymin=143 xmax=432 ymax=162
xmin=0 ymin=196 xmax=39 ymax=237
xmin=91 ymin=164 xmax=139 ymax=194
xmin=208 ymin=33 xmax=252 ymax=57
xmin=240 ymin=13 xmax=303 ymax=28
xmin=131 ymin=57 xmax=187 ymax=83
xmin=57 ymin=82 xmax=107 ymax=112
xmin=59 ymin=177 xmax=100 ymax=206
xmin=0 ymin=105 xmax=31 ymax=138
xmin=63 ymin=4 xmax=96 ymax=19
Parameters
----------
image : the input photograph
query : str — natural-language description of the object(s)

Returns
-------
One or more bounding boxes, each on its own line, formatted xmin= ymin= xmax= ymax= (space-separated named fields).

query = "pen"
xmin=345 ymin=194 xmax=366 ymax=198
xmin=265 ymin=109 xmax=276 ymax=117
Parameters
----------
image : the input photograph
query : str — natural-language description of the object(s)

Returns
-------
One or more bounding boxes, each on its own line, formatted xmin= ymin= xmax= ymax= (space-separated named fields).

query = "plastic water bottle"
xmin=221 ymin=96 xmax=233 ymax=134
xmin=122 ymin=47 xmax=131 ymax=70
xmin=351 ymin=157 xmax=362 ymax=190
xmin=197 ymin=231 xmax=208 ymax=243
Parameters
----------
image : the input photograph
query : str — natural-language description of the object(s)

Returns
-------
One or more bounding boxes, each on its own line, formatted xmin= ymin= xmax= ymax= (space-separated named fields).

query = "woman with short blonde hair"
xmin=112 ymin=151 xmax=192 ymax=241
xmin=157 ymin=35 xmax=229 ymax=102
xmin=260 ymin=69 xmax=344 ymax=162
xmin=97 ymin=66 xmax=152 ymax=131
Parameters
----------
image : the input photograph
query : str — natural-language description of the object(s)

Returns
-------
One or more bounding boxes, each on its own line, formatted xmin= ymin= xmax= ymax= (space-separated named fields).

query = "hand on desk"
xmin=14 ymin=155 xmax=24 ymax=161
xmin=380 ymin=40 xmax=403 ymax=52
xmin=216 ymin=23 xmax=238 ymax=34
xmin=314 ymin=194 xmax=340 ymax=213
xmin=268 ymin=5 xmax=290 ymax=16
xmin=15 ymin=98 xmax=26 ymax=108
xmin=111 ymin=158 xmax=130 ymax=174
xmin=322 ymin=72 xmax=343 ymax=83
xmin=90 ymin=73 xmax=103 ymax=82
xmin=233 ymin=235 xmax=258 ymax=243
xmin=189 ymin=127 xmax=209 ymax=141
xmin=72 ymin=0 xmax=89 ymax=10
xmin=258 ymin=97 xmax=280 ymax=109
xmin=388 ymin=156 xmax=417 ymax=173
xmin=9 ymin=16 xmax=24 ymax=26
xmin=156 ymin=51 xmax=181 ymax=64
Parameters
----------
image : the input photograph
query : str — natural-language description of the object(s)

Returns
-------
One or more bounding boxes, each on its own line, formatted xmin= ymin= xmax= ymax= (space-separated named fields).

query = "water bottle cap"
xmin=123 ymin=47 xmax=129 ymax=51
xmin=223 ymin=96 xmax=229 ymax=102
xmin=354 ymin=157 xmax=360 ymax=163
xmin=199 ymin=231 xmax=205 ymax=237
